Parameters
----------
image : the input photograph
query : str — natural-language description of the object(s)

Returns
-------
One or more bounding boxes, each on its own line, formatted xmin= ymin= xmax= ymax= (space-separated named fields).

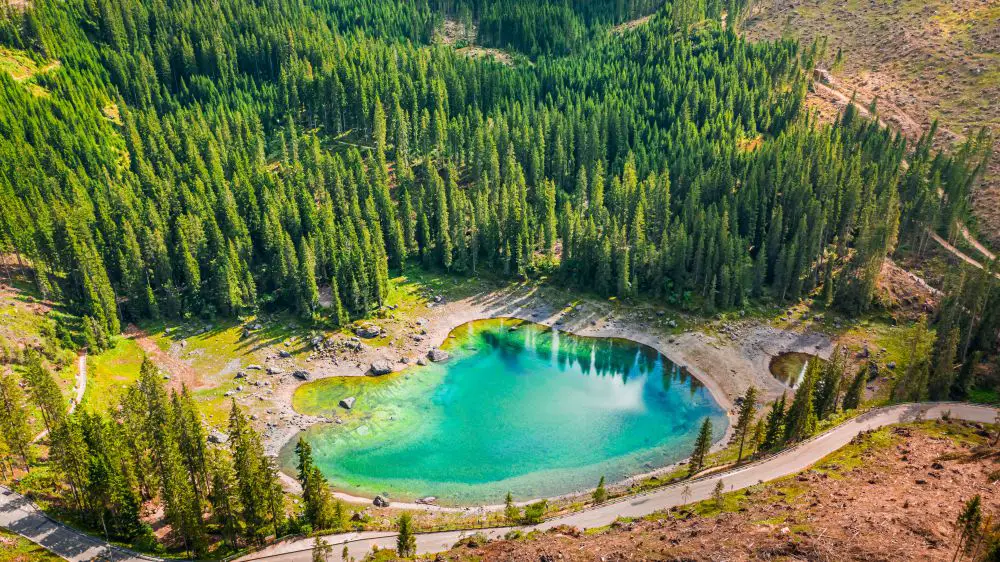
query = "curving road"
xmin=3 ymin=402 xmax=995 ymax=562
xmin=31 ymin=352 xmax=87 ymax=444
xmin=0 ymin=485 xmax=155 ymax=562
xmin=240 ymin=402 xmax=999 ymax=561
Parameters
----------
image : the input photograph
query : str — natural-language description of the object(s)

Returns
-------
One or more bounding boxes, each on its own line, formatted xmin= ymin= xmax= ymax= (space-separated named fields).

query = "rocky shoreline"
xmin=253 ymin=284 xmax=833 ymax=507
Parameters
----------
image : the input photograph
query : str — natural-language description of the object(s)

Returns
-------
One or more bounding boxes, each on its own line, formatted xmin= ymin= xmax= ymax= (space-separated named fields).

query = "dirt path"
xmin=926 ymin=229 xmax=1000 ymax=280
xmin=240 ymin=402 xmax=999 ymax=561
xmin=124 ymin=325 xmax=202 ymax=390
xmin=961 ymin=224 xmax=997 ymax=262
xmin=31 ymin=352 xmax=87 ymax=444
xmin=610 ymin=13 xmax=653 ymax=34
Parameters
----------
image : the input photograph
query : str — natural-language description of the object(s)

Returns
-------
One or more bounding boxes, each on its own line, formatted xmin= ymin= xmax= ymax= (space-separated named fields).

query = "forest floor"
xmin=434 ymin=420 xmax=1000 ymax=561
xmin=740 ymin=0 xmax=1000 ymax=250
xmin=435 ymin=18 xmax=515 ymax=66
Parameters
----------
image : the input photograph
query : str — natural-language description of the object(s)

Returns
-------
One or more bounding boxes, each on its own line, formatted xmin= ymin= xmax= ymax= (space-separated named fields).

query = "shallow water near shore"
xmin=286 ymin=318 xmax=728 ymax=505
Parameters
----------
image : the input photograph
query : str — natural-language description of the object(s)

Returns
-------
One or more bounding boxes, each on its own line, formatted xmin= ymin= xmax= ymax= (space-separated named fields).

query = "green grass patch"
xmin=83 ymin=337 xmax=145 ymax=412
xmin=0 ymin=528 xmax=62 ymax=562
xmin=968 ymin=387 xmax=1000 ymax=405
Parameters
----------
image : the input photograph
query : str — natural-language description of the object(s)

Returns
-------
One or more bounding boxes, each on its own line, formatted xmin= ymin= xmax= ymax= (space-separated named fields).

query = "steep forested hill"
xmin=0 ymin=0 xmax=990 ymax=348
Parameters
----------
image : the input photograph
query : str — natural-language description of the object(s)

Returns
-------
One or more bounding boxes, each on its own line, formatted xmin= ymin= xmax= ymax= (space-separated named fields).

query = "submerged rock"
xmin=370 ymin=361 xmax=393 ymax=376
xmin=339 ymin=396 xmax=356 ymax=410
xmin=428 ymin=348 xmax=450 ymax=362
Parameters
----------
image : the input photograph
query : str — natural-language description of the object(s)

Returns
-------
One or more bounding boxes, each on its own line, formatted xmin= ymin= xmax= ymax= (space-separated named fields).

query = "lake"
xmin=285 ymin=318 xmax=728 ymax=505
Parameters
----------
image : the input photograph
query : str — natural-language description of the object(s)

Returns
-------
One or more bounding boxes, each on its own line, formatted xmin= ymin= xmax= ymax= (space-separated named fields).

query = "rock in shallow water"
xmin=428 ymin=348 xmax=450 ymax=362
xmin=339 ymin=396 xmax=356 ymax=409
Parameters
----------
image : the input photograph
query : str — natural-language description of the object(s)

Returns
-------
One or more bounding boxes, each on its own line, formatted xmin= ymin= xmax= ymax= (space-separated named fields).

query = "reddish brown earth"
xmin=436 ymin=422 xmax=1000 ymax=561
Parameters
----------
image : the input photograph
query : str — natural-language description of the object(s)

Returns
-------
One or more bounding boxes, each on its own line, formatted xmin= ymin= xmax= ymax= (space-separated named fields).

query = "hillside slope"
xmin=437 ymin=421 xmax=1000 ymax=561
xmin=741 ymin=0 xmax=1000 ymax=248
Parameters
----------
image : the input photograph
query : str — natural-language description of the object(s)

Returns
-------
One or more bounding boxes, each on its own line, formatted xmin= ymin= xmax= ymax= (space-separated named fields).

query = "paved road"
xmin=0 ymin=485 xmax=155 ymax=562
xmin=241 ymin=402 xmax=999 ymax=561
xmin=32 ymin=352 xmax=87 ymax=444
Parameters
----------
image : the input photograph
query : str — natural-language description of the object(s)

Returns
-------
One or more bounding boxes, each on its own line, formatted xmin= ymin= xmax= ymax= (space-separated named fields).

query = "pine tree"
xmin=761 ymin=393 xmax=786 ymax=451
xmin=396 ymin=513 xmax=416 ymax=558
xmin=504 ymin=491 xmax=520 ymax=523
xmin=49 ymin=415 xmax=90 ymax=511
xmin=298 ymin=237 xmax=320 ymax=319
xmin=0 ymin=371 xmax=32 ymax=468
xmin=22 ymin=351 xmax=66 ymax=433
xmin=954 ymin=496 xmax=983 ymax=561
xmin=841 ymin=368 xmax=866 ymax=411
xmin=929 ymin=328 xmax=960 ymax=401
xmin=733 ymin=386 xmax=759 ymax=463
xmin=891 ymin=318 xmax=933 ymax=402
xmin=593 ymin=476 xmax=607 ymax=504
xmin=784 ymin=359 xmax=819 ymax=442
xmin=208 ymin=449 xmax=241 ymax=549
xmin=814 ymin=349 xmax=845 ymax=420
xmin=312 ymin=536 xmax=333 ymax=562
xmin=688 ymin=417 xmax=713 ymax=477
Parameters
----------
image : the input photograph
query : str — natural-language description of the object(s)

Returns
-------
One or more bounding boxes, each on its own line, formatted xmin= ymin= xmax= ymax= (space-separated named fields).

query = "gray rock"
xmin=428 ymin=348 xmax=450 ymax=362
xmin=278 ymin=350 xmax=291 ymax=358
xmin=208 ymin=430 xmax=229 ymax=444
xmin=235 ymin=371 xmax=247 ymax=379
xmin=355 ymin=324 xmax=383 ymax=338
xmin=370 ymin=361 xmax=393 ymax=375
xmin=292 ymin=370 xmax=311 ymax=381
xmin=339 ymin=396 xmax=356 ymax=409
xmin=416 ymin=357 xmax=428 ymax=366
xmin=266 ymin=367 xmax=284 ymax=375
xmin=373 ymin=495 xmax=390 ymax=507
xmin=247 ymin=364 xmax=262 ymax=370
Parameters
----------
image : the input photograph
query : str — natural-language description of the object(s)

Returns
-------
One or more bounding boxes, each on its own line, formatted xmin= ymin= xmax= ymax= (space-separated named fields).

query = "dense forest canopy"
xmin=1 ymin=0 xmax=999 ymax=556
xmin=0 ymin=0 xmax=992 ymax=349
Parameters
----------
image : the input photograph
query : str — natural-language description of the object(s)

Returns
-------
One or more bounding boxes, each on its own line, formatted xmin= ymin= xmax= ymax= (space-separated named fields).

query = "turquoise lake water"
xmin=286 ymin=318 xmax=728 ymax=505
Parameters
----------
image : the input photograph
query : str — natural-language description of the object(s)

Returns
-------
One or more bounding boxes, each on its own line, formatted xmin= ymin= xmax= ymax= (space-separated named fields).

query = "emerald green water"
xmin=286 ymin=318 xmax=727 ymax=505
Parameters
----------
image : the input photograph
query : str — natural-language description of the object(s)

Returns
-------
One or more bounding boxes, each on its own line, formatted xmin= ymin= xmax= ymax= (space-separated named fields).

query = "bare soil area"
xmin=439 ymin=422 xmax=1000 ymax=561
xmin=742 ymin=0 xmax=1000 ymax=248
